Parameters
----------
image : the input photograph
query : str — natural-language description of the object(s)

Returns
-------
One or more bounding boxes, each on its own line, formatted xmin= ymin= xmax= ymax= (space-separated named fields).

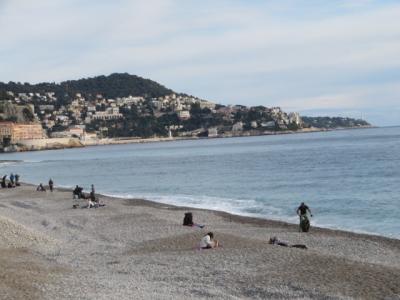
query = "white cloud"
xmin=338 ymin=0 xmax=374 ymax=9
xmin=0 ymin=0 xmax=400 ymax=125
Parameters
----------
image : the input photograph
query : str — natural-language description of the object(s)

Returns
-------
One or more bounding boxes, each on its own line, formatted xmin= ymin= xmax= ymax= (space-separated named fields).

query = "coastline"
xmin=2 ymin=125 xmax=375 ymax=153
xmin=1 ymin=184 xmax=399 ymax=299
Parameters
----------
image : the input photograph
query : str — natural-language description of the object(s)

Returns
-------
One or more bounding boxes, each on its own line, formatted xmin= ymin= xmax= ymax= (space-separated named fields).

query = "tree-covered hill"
xmin=0 ymin=73 xmax=173 ymax=100
xmin=302 ymin=116 xmax=370 ymax=128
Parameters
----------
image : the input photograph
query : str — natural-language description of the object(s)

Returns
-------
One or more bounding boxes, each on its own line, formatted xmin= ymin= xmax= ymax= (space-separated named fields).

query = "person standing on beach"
xmin=297 ymin=202 xmax=312 ymax=218
xmin=1 ymin=175 xmax=7 ymax=188
xmin=297 ymin=202 xmax=312 ymax=232
xmin=90 ymin=184 xmax=97 ymax=203
xmin=49 ymin=179 xmax=54 ymax=192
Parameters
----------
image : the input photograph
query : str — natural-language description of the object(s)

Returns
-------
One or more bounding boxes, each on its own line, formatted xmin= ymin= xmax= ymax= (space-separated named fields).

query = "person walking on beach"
xmin=297 ymin=202 xmax=312 ymax=218
xmin=49 ymin=178 xmax=54 ymax=192
xmin=297 ymin=202 xmax=312 ymax=232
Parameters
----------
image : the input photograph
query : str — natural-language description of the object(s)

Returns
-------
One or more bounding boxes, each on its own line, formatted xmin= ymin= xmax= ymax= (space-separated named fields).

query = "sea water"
xmin=1 ymin=127 xmax=399 ymax=239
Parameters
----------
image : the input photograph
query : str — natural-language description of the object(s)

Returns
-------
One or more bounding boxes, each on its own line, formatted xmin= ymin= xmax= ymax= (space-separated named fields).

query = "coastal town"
xmin=0 ymin=74 xmax=370 ymax=152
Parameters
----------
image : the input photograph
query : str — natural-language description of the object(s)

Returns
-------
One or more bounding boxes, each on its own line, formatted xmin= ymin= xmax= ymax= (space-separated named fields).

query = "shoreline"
xmin=5 ymin=182 xmax=400 ymax=245
xmin=111 ymin=192 xmax=400 ymax=243
xmin=1 ymin=185 xmax=399 ymax=299
xmin=24 ymin=183 xmax=399 ymax=241
xmin=103 ymin=191 xmax=400 ymax=241
xmin=2 ymin=125 xmax=374 ymax=152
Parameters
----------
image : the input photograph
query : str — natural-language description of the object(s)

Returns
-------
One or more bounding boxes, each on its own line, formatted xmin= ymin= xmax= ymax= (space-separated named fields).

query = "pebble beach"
xmin=1 ymin=185 xmax=399 ymax=300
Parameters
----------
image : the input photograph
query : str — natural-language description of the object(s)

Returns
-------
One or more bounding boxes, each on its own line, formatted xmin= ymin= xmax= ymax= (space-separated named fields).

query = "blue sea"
xmin=1 ymin=127 xmax=399 ymax=239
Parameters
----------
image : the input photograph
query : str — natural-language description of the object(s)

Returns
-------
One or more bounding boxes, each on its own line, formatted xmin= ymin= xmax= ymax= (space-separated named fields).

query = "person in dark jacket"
xmin=49 ymin=178 xmax=54 ymax=192
xmin=10 ymin=173 xmax=15 ymax=185
xmin=296 ymin=202 xmax=312 ymax=218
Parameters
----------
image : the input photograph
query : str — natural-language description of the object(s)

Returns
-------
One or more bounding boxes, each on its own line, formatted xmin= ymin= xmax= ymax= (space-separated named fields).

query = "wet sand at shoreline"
xmin=0 ymin=185 xmax=399 ymax=299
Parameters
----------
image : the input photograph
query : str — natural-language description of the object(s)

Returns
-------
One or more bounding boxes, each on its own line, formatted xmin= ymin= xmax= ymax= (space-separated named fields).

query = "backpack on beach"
xmin=183 ymin=212 xmax=193 ymax=226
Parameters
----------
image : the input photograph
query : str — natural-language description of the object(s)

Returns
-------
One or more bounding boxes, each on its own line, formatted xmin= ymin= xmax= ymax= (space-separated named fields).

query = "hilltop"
xmin=0 ymin=73 xmax=173 ymax=101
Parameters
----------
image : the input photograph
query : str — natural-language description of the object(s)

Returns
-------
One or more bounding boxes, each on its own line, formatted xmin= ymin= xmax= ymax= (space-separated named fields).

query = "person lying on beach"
xmin=36 ymin=183 xmax=46 ymax=192
xmin=199 ymin=232 xmax=219 ymax=249
xmin=183 ymin=212 xmax=205 ymax=228
xmin=269 ymin=236 xmax=307 ymax=249
xmin=85 ymin=199 xmax=105 ymax=209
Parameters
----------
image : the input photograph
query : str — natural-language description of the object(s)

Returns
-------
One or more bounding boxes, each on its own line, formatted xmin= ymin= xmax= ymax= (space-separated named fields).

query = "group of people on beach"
xmin=34 ymin=179 xmax=103 ymax=209
xmin=72 ymin=184 xmax=104 ymax=209
xmin=33 ymin=179 xmax=103 ymax=209
xmin=1 ymin=173 xmax=20 ymax=188
xmin=3 ymin=172 xmax=312 ymax=248
xmin=185 ymin=202 xmax=313 ymax=250
xmin=36 ymin=179 xmax=54 ymax=192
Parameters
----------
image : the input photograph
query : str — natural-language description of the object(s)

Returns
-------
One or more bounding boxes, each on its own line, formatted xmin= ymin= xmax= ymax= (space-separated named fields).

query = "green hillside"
xmin=0 ymin=73 xmax=173 ymax=100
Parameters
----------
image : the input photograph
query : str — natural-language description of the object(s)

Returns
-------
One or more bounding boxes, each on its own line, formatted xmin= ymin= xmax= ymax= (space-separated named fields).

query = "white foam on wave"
xmin=101 ymin=191 xmax=298 ymax=224
xmin=0 ymin=160 xmax=22 ymax=166
xmin=100 ymin=191 xmax=400 ymax=239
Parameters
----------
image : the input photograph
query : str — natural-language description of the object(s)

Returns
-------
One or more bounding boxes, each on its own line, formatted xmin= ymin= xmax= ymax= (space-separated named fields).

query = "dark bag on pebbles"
xmin=183 ymin=212 xmax=193 ymax=226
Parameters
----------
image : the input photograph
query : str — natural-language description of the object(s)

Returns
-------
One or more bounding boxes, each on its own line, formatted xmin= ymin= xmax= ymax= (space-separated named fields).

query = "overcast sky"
xmin=1 ymin=0 xmax=399 ymax=125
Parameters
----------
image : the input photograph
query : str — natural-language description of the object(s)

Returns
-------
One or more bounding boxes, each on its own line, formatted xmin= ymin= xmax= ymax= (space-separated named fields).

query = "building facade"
xmin=0 ymin=122 xmax=45 ymax=144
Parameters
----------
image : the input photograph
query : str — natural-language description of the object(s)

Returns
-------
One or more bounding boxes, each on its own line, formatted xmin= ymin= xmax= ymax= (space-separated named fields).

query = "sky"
xmin=1 ymin=0 xmax=399 ymax=126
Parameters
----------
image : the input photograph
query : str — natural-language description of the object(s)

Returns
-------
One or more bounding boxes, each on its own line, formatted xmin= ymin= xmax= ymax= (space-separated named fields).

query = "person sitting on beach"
xmin=36 ymin=183 xmax=46 ymax=192
xmin=15 ymin=174 xmax=20 ymax=186
xmin=87 ymin=198 xmax=96 ymax=208
xmin=7 ymin=182 xmax=14 ymax=188
xmin=269 ymin=236 xmax=307 ymax=249
xmin=183 ymin=212 xmax=205 ymax=228
xmin=199 ymin=232 xmax=219 ymax=249
xmin=86 ymin=195 xmax=105 ymax=209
